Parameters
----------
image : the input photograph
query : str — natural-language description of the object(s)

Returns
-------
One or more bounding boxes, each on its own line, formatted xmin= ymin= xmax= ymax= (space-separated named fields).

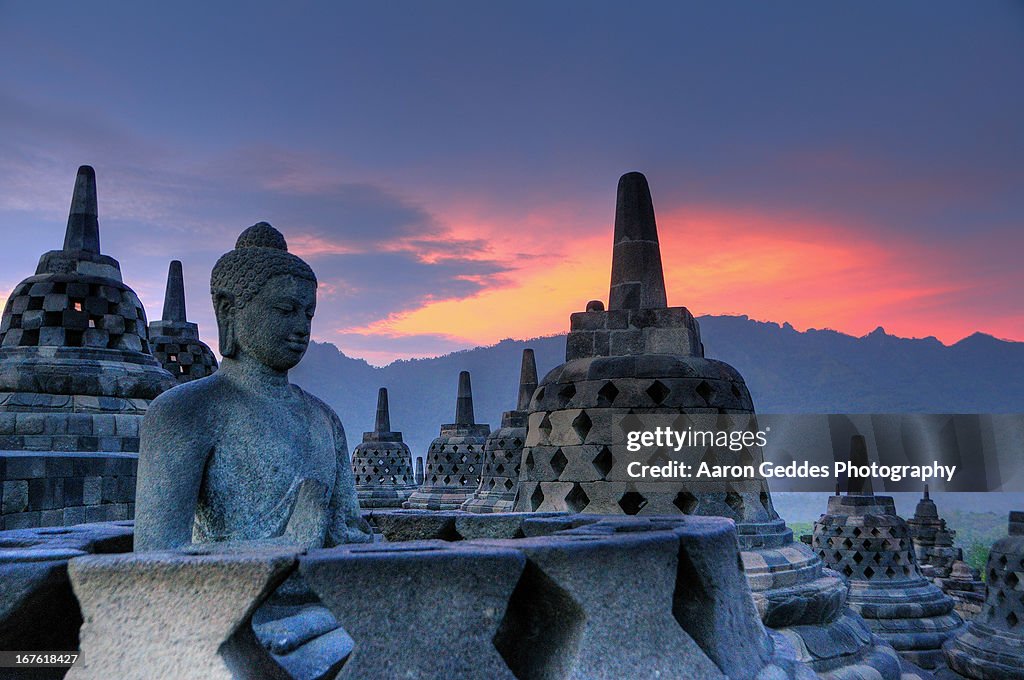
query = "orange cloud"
xmin=340 ymin=203 xmax=1013 ymax=353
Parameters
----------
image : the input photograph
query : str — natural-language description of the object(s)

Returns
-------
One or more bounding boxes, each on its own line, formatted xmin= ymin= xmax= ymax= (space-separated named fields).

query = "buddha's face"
xmin=233 ymin=274 xmax=316 ymax=371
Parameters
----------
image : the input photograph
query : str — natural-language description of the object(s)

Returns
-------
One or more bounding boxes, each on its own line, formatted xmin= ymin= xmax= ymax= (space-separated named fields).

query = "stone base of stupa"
xmin=741 ymin=519 xmax=907 ymax=680
xmin=356 ymin=485 xmax=417 ymax=508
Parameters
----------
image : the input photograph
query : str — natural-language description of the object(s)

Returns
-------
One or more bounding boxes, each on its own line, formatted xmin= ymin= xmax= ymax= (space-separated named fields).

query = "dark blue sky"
xmin=1 ymin=1 xmax=1021 ymax=363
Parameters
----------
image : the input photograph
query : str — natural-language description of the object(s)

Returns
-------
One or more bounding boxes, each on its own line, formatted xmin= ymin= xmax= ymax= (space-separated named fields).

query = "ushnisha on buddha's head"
xmin=210 ymin=222 xmax=316 ymax=372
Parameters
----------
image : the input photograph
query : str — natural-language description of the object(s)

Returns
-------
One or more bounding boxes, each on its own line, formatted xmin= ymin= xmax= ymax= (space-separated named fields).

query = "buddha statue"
xmin=135 ymin=222 xmax=371 ymax=552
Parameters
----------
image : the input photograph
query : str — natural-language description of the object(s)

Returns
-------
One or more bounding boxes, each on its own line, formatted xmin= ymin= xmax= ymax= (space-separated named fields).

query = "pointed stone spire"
xmin=608 ymin=171 xmax=667 ymax=311
xmin=517 ymin=349 xmax=538 ymax=411
xmin=415 ymin=457 xmax=424 ymax=485
xmin=455 ymin=371 xmax=475 ymax=425
xmin=847 ymin=435 xmax=873 ymax=496
xmin=161 ymin=260 xmax=187 ymax=323
xmin=63 ymin=165 xmax=101 ymax=254
xmin=374 ymin=387 xmax=391 ymax=433
xmin=924 ymin=484 xmax=930 ymax=500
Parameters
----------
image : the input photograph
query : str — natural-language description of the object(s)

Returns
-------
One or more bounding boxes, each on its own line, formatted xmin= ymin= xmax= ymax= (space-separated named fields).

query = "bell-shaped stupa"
xmin=512 ymin=172 xmax=907 ymax=679
xmin=0 ymin=166 xmax=176 ymax=452
xmin=942 ymin=511 xmax=1024 ymax=678
xmin=403 ymin=371 xmax=489 ymax=510
xmin=907 ymin=486 xmax=985 ymax=620
xmin=351 ymin=387 xmax=417 ymax=507
xmin=148 ymin=260 xmax=217 ymax=383
xmin=813 ymin=460 xmax=963 ymax=670
xmin=462 ymin=348 xmax=537 ymax=513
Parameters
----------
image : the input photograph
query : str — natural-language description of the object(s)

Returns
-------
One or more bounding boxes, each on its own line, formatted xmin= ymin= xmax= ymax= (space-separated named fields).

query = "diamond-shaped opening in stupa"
xmin=494 ymin=561 xmax=585 ymax=680
xmin=550 ymin=449 xmax=568 ymax=477
xmin=565 ymin=484 xmax=590 ymax=513
xmin=673 ymin=491 xmax=698 ymax=515
xmin=530 ymin=485 xmax=545 ymax=511
xmin=618 ymin=491 xmax=648 ymax=516
xmin=571 ymin=411 xmax=592 ymax=442
xmin=646 ymin=380 xmax=671 ymax=405
xmin=597 ymin=381 xmax=619 ymax=406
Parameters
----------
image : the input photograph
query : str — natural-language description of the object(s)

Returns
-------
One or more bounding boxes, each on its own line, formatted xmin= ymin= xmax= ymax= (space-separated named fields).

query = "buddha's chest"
xmin=207 ymin=399 xmax=338 ymax=492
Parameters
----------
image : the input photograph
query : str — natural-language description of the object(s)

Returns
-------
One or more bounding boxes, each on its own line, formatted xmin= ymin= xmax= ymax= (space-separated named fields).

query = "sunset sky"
xmin=1 ymin=2 xmax=1021 ymax=365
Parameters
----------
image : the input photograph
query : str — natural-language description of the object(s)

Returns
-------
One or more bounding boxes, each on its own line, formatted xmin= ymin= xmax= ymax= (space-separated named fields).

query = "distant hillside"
xmin=291 ymin=315 xmax=1024 ymax=460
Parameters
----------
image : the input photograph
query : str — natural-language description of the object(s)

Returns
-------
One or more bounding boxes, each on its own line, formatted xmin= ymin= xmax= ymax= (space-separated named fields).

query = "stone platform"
xmin=0 ymin=512 xmax=823 ymax=679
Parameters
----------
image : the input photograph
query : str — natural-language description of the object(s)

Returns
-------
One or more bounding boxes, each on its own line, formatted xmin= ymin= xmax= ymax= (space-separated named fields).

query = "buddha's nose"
xmin=292 ymin=319 xmax=311 ymax=340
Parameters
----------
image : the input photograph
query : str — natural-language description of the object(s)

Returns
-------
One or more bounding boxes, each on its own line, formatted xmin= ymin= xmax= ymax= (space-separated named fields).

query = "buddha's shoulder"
xmin=291 ymin=384 xmax=344 ymax=426
xmin=147 ymin=373 xmax=238 ymax=417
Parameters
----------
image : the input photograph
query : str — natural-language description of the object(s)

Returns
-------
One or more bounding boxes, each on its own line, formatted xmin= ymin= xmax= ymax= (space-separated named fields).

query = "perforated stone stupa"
xmin=813 ymin=489 xmax=963 ymax=670
xmin=0 ymin=166 xmax=176 ymax=452
xmin=513 ymin=171 xmax=906 ymax=679
xmin=941 ymin=511 xmax=1024 ymax=679
xmin=404 ymin=371 xmax=490 ymax=510
xmin=148 ymin=260 xmax=217 ymax=383
xmin=351 ymin=387 xmax=417 ymax=507
xmin=462 ymin=349 xmax=536 ymax=513
xmin=908 ymin=486 xmax=957 ymax=570
xmin=908 ymin=486 xmax=985 ymax=620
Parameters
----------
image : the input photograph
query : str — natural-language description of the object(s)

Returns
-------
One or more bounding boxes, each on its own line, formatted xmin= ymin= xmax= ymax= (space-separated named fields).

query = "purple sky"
xmin=1 ymin=2 xmax=1021 ymax=364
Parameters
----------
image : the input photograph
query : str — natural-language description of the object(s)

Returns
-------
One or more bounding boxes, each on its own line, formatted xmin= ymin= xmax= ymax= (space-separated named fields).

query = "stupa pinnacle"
xmin=148 ymin=260 xmax=217 ymax=383
xmin=608 ymin=172 xmax=668 ymax=311
xmin=404 ymin=371 xmax=490 ymax=510
xmin=63 ymin=165 xmax=101 ymax=254
xmin=351 ymin=387 xmax=417 ymax=507
xmin=463 ymin=348 xmax=537 ymax=512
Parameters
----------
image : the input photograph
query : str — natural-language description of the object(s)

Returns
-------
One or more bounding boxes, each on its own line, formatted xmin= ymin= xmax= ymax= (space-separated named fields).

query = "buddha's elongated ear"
xmin=213 ymin=290 xmax=238 ymax=358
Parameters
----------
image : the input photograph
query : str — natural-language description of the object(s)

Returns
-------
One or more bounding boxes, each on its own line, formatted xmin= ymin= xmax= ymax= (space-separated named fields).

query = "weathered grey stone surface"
xmin=351 ymin=388 xmax=417 ymax=507
xmin=67 ymin=545 xmax=299 ymax=680
xmin=148 ymin=260 xmax=218 ymax=383
xmin=404 ymin=371 xmax=490 ymax=510
xmin=0 ymin=166 xmax=176 ymax=455
xmin=479 ymin=530 xmax=729 ymax=679
xmin=1 ymin=452 xmax=136 ymax=530
xmin=940 ymin=511 xmax=1024 ymax=680
xmin=0 ymin=521 xmax=132 ymax=658
xmin=813 ymin=493 xmax=963 ymax=670
xmin=512 ymin=171 xmax=902 ymax=680
xmin=302 ymin=541 xmax=526 ymax=679
xmin=364 ymin=508 xmax=565 ymax=541
xmin=3 ymin=512 xmax=827 ymax=679
xmin=135 ymin=223 xmax=371 ymax=551
xmin=463 ymin=349 xmax=537 ymax=513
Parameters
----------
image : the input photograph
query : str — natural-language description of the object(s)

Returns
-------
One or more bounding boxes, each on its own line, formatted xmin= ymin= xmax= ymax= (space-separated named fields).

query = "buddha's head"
xmin=211 ymin=223 xmax=317 ymax=371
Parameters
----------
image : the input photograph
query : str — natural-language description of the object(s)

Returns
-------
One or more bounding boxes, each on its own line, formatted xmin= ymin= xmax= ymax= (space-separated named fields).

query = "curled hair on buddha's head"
xmin=210 ymin=222 xmax=317 ymax=357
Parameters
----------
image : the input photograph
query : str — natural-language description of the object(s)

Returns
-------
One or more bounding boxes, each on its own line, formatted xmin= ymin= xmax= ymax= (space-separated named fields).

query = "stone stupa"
xmin=813 ymin=468 xmax=964 ymax=669
xmin=351 ymin=387 xmax=417 ymax=508
xmin=908 ymin=486 xmax=985 ymax=620
xmin=512 ymin=171 xmax=906 ymax=679
xmin=908 ymin=486 xmax=958 ymax=570
xmin=0 ymin=166 xmax=176 ymax=452
xmin=148 ymin=260 xmax=217 ymax=383
xmin=462 ymin=348 xmax=536 ymax=513
xmin=403 ymin=371 xmax=490 ymax=510
xmin=941 ymin=511 xmax=1024 ymax=679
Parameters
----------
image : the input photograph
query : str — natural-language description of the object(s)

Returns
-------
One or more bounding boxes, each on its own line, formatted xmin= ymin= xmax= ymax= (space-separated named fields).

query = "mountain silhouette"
xmin=291 ymin=315 xmax=1024 ymax=462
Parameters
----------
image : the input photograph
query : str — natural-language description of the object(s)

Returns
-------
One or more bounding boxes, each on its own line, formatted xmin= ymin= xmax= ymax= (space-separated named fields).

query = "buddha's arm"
xmin=325 ymin=410 xmax=373 ymax=545
xmin=134 ymin=391 xmax=211 ymax=551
